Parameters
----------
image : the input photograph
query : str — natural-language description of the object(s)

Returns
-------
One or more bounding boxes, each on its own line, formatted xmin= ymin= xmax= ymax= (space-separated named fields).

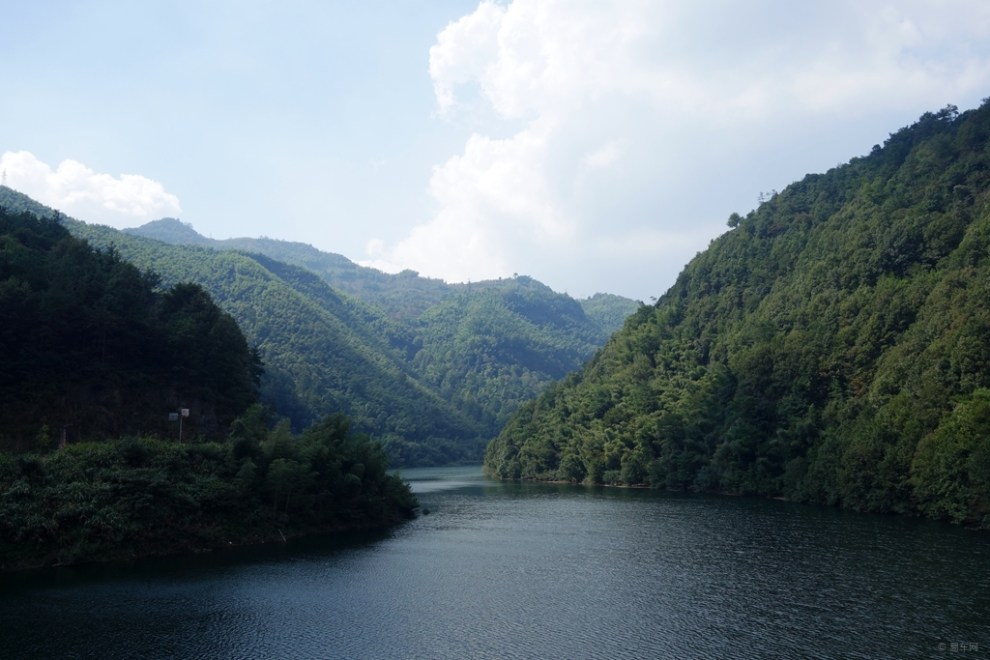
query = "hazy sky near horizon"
xmin=3 ymin=1 xmax=990 ymax=301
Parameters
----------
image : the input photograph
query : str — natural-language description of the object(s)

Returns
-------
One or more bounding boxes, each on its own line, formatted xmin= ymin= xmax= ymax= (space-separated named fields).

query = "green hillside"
xmin=579 ymin=292 xmax=641 ymax=335
xmin=126 ymin=218 xmax=639 ymax=330
xmin=127 ymin=219 xmax=469 ymax=319
xmin=1 ymin=186 xmax=634 ymax=465
xmin=73 ymin=223 xmax=484 ymax=466
xmin=0 ymin=208 xmax=418 ymax=569
xmin=411 ymin=276 xmax=611 ymax=436
xmin=486 ymin=102 xmax=990 ymax=527
xmin=0 ymin=206 xmax=259 ymax=449
xmin=126 ymin=216 xmax=637 ymax=443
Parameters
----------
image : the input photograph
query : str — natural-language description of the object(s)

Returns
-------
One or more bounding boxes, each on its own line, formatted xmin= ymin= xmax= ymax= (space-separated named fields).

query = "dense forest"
xmin=126 ymin=221 xmax=455 ymax=321
xmin=124 ymin=220 xmax=639 ymax=438
xmin=0 ymin=210 xmax=417 ymax=568
xmin=0 ymin=410 xmax=417 ymax=570
xmin=0 ymin=186 xmax=634 ymax=466
xmin=486 ymin=101 xmax=990 ymax=528
xmin=126 ymin=220 xmax=638 ymax=328
xmin=409 ymin=276 xmax=615 ymax=435
xmin=0 ymin=207 xmax=260 ymax=449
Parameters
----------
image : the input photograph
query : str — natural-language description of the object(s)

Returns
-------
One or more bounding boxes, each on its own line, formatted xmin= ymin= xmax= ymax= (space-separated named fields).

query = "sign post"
xmin=169 ymin=408 xmax=191 ymax=442
xmin=180 ymin=408 xmax=189 ymax=442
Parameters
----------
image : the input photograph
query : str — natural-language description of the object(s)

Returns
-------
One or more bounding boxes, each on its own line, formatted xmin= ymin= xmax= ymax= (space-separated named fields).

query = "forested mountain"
xmin=0 ymin=203 xmax=417 ymax=569
xmin=487 ymin=102 xmax=990 ymax=528
xmin=125 ymin=213 xmax=635 ymax=445
xmin=410 ymin=276 xmax=613 ymax=435
xmin=77 ymin=225 xmax=483 ymax=466
xmin=0 ymin=186 xmax=634 ymax=465
xmin=126 ymin=218 xmax=638 ymax=326
xmin=580 ymin=292 xmax=641 ymax=336
xmin=1 ymin=413 xmax=417 ymax=570
xmin=0 ymin=207 xmax=260 ymax=450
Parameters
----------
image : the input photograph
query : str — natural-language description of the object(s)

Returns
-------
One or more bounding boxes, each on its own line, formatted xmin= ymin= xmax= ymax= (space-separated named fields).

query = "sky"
xmin=3 ymin=1 xmax=990 ymax=302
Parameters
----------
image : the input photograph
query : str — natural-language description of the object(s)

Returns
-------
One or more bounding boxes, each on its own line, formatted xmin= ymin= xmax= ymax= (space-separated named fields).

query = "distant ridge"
xmin=129 ymin=217 xmax=214 ymax=246
xmin=125 ymin=218 xmax=639 ymax=323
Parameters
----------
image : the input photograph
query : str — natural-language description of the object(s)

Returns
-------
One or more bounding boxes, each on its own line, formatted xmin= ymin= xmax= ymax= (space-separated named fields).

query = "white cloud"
xmin=432 ymin=0 xmax=661 ymax=121
xmin=582 ymin=140 xmax=623 ymax=169
xmin=0 ymin=151 xmax=181 ymax=227
xmin=388 ymin=0 xmax=990 ymax=300
xmin=429 ymin=1 xmax=507 ymax=117
xmin=364 ymin=125 xmax=567 ymax=283
xmin=595 ymin=226 xmax=715 ymax=259
xmin=786 ymin=4 xmax=990 ymax=115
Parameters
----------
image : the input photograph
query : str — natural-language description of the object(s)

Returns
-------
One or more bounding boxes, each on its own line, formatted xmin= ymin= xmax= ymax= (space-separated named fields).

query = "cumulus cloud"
xmin=364 ymin=125 xmax=562 ymax=282
xmin=0 ymin=151 xmax=181 ymax=227
xmin=429 ymin=0 xmax=507 ymax=117
xmin=371 ymin=0 xmax=990 ymax=299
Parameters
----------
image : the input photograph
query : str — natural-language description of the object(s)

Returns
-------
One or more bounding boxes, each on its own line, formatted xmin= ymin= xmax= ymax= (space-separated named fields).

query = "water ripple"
xmin=2 ymin=470 xmax=988 ymax=659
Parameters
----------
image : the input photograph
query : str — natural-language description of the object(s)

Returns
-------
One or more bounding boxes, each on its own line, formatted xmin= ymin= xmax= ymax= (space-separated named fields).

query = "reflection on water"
xmin=2 ymin=466 xmax=988 ymax=659
xmin=396 ymin=464 xmax=492 ymax=494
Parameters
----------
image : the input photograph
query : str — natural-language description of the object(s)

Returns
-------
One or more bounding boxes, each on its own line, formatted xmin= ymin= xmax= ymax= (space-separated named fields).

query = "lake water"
xmin=1 ymin=466 xmax=988 ymax=659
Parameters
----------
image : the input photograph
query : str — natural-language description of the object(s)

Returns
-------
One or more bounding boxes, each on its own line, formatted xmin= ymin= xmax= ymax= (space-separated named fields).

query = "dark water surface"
xmin=2 ymin=466 xmax=988 ymax=659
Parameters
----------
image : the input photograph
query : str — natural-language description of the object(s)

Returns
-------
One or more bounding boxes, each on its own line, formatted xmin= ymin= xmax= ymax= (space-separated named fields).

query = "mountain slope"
xmin=127 ymin=218 xmax=637 ymax=440
xmin=0 ymin=205 xmax=419 ymax=569
xmin=411 ymin=275 xmax=610 ymax=436
xmin=77 ymin=225 xmax=485 ymax=465
xmin=0 ymin=186 xmax=481 ymax=465
xmin=0 ymin=205 xmax=259 ymax=449
xmin=486 ymin=102 xmax=990 ymax=527
xmin=127 ymin=219 xmax=462 ymax=319
xmin=127 ymin=218 xmax=640 ymax=328
xmin=1 ymin=189 xmax=636 ymax=465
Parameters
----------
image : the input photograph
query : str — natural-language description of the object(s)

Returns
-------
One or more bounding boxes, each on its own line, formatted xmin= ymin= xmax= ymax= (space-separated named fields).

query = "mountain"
xmin=486 ymin=102 xmax=990 ymax=528
xmin=0 ymin=186 xmax=480 ymax=463
xmin=0 ymin=205 xmax=260 ymax=449
xmin=580 ymin=292 xmax=641 ymax=335
xmin=126 ymin=218 xmax=639 ymax=323
xmin=76 ymin=225 xmax=483 ymax=465
xmin=409 ymin=275 xmax=613 ymax=435
xmin=0 ymin=205 xmax=418 ymax=570
xmin=0 ymin=186 xmax=636 ymax=465
xmin=125 ymin=216 xmax=638 ymax=441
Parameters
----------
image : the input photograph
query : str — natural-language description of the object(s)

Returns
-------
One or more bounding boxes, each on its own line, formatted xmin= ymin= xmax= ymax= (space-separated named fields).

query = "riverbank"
xmin=0 ymin=435 xmax=418 ymax=572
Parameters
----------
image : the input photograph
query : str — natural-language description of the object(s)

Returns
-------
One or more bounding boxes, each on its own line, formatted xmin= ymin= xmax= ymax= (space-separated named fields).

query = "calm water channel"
xmin=1 ymin=466 xmax=988 ymax=659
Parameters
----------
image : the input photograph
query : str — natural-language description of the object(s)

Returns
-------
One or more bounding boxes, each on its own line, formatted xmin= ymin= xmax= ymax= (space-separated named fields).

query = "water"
xmin=2 ymin=466 xmax=988 ymax=659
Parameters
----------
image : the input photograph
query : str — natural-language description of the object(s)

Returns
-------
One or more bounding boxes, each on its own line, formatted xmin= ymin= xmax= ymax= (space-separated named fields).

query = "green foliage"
xmin=486 ymin=101 xmax=990 ymax=527
xmin=409 ymin=276 xmax=611 ymax=438
xmin=40 ymin=204 xmax=635 ymax=465
xmin=61 ymin=216 xmax=485 ymax=466
xmin=0 ymin=208 xmax=259 ymax=450
xmin=0 ymin=412 xmax=416 ymax=570
xmin=580 ymin=293 xmax=642 ymax=334
xmin=910 ymin=389 xmax=990 ymax=524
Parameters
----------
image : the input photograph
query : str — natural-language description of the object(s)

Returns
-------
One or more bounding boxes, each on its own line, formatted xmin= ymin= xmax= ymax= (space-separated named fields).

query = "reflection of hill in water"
xmin=397 ymin=465 xmax=490 ymax=493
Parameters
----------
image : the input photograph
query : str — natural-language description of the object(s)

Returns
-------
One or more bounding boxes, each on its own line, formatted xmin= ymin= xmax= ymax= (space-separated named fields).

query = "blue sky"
xmin=3 ymin=1 xmax=990 ymax=301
